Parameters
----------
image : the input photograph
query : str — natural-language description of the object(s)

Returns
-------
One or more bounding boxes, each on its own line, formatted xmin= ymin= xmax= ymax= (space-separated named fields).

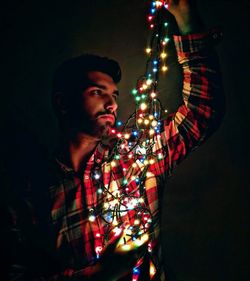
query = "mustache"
xmin=95 ymin=110 xmax=116 ymax=119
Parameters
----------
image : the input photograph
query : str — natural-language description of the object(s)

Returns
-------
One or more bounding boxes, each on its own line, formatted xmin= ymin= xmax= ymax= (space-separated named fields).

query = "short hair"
xmin=52 ymin=54 xmax=122 ymax=95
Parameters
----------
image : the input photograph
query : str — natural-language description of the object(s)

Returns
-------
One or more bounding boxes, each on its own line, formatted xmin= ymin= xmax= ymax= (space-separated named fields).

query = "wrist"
xmin=170 ymin=6 xmax=205 ymax=35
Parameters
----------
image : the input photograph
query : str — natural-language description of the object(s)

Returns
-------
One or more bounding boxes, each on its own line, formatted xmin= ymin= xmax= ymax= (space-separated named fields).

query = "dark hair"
xmin=52 ymin=54 xmax=122 ymax=95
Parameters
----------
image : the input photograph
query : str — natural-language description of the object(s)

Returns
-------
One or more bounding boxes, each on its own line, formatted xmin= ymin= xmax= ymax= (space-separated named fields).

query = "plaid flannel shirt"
xmin=3 ymin=29 xmax=224 ymax=281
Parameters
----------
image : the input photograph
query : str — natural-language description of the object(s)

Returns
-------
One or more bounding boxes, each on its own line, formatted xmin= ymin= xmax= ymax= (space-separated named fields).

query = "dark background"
xmin=0 ymin=0 xmax=249 ymax=280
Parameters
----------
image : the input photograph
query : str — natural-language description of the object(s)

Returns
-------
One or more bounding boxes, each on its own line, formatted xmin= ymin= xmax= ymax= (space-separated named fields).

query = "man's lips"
xmin=97 ymin=114 xmax=115 ymax=124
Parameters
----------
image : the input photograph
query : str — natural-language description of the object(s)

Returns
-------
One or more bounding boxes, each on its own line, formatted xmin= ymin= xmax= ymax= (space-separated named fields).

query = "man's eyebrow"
xmin=87 ymin=82 xmax=119 ymax=96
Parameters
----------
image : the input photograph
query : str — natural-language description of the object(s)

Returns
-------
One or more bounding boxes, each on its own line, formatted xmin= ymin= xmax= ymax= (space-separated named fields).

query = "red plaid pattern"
xmin=48 ymin=29 xmax=224 ymax=281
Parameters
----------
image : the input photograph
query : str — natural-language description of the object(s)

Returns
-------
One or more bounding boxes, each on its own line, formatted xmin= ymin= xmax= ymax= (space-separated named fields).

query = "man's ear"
xmin=53 ymin=92 xmax=69 ymax=115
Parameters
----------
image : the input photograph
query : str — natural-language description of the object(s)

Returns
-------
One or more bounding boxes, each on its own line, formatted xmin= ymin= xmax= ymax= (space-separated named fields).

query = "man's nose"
xmin=105 ymin=95 xmax=118 ymax=112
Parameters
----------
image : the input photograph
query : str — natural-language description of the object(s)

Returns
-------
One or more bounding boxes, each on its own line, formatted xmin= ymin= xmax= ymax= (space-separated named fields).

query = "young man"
xmin=1 ymin=0 xmax=224 ymax=280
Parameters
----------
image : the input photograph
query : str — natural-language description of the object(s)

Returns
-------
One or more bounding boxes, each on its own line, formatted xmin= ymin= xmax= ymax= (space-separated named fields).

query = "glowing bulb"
xmin=125 ymin=229 xmax=132 ymax=236
xmin=132 ymin=163 xmax=137 ymax=168
xmin=117 ymin=133 xmax=122 ymax=138
xmin=132 ymin=89 xmax=137 ymax=95
xmin=164 ymin=37 xmax=170 ymax=43
xmin=135 ymin=96 xmax=141 ymax=101
xmin=134 ymin=219 xmax=140 ymax=225
xmin=89 ymin=215 xmax=96 ymax=222
xmin=111 ymin=161 xmax=116 ymax=167
xmin=123 ymin=179 xmax=128 ymax=185
xmin=149 ymin=159 xmax=155 ymax=164
xmin=140 ymin=103 xmax=147 ymax=111
xmin=97 ymin=188 xmax=103 ymax=194
xmin=124 ymin=133 xmax=130 ymax=139
xmin=153 ymin=67 xmax=158 ymax=72
xmin=162 ymin=65 xmax=168 ymax=72
xmin=155 ymin=1 xmax=163 ymax=7
xmin=94 ymin=173 xmax=101 ymax=180
xmin=144 ymin=159 xmax=149 ymax=165
xmin=151 ymin=120 xmax=158 ymax=127
xmin=144 ymin=119 xmax=150 ymax=125
xmin=137 ymin=118 xmax=143 ymax=124
xmin=149 ymin=129 xmax=155 ymax=135
xmin=115 ymin=155 xmax=120 ymax=160
xmin=142 ymin=84 xmax=148 ymax=90
xmin=160 ymin=52 xmax=167 ymax=59
xmin=113 ymin=227 xmax=122 ymax=237
xmin=150 ymin=92 xmax=157 ymax=98
xmin=146 ymin=47 xmax=151 ymax=54
xmin=146 ymin=79 xmax=153 ymax=85
xmin=121 ymin=244 xmax=131 ymax=251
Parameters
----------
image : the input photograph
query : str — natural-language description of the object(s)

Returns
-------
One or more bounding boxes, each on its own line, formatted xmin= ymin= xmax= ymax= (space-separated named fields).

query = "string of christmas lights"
xmin=88 ymin=2 xmax=171 ymax=276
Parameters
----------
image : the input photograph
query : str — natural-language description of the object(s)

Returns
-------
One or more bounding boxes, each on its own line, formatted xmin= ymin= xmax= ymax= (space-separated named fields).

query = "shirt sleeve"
xmin=151 ymin=28 xmax=225 ymax=176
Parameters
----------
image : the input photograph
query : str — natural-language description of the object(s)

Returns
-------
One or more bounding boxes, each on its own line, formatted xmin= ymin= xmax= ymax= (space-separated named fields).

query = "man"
xmin=1 ymin=0 xmax=224 ymax=280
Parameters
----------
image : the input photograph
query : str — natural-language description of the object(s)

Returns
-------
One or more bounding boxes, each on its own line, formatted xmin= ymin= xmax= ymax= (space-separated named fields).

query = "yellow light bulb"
xmin=144 ymin=119 xmax=150 ymax=125
xmin=149 ymin=159 xmax=155 ymax=164
xmin=146 ymin=48 xmax=151 ymax=54
xmin=160 ymin=52 xmax=167 ymax=59
xmin=140 ymin=103 xmax=147 ymax=111
xmin=149 ymin=129 xmax=155 ymax=135
xmin=138 ymin=118 xmax=143 ymax=124
xmin=124 ymin=133 xmax=130 ymax=139
xmin=151 ymin=120 xmax=158 ymax=127
xmin=162 ymin=65 xmax=168 ymax=72
xmin=134 ymin=219 xmax=140 ymax=225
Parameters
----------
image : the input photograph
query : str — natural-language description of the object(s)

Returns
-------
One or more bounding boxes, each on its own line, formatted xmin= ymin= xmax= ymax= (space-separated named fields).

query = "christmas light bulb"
xmin=138 ymin=118 xmax=143 ymax=124
xmin=124 ymin=133 xmax=130 ymax=139
xmin=89 ymin=214 xmax=96 ymax=222
xmin=160 ymin=52 xmax=167 ymax=59
xmin=132 ymin=89 xmax=137 ymax=95
xmin=151 ymin=120 xmax=158 ymax=127
xmin=149 ymin=129 xmax=155 ymax=135
xmin=146 ymin=47 xmax=151 ymax=54
xmin=140 ymin=103 xmax=147 ymax=111
xmin=150 ymin=92 xmax=157 ymax=98
xmin=162 ymin=65 xmax=168 ymax=72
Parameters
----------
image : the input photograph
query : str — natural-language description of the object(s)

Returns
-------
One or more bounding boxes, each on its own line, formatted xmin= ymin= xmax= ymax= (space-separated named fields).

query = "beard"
xmin=69 ymin=110 xmax=116 ymax=138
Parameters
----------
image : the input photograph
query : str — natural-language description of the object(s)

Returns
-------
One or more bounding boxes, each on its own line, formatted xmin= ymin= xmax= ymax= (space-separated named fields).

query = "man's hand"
xmin=79 ymin=233 xmax=148 ymax=281
xmin=165 ymin=0 xmax=205 ymax=35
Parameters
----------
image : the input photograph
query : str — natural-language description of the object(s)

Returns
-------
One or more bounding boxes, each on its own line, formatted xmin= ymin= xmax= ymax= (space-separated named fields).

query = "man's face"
xmin=73 ymin=71 xmax=119 ymax=137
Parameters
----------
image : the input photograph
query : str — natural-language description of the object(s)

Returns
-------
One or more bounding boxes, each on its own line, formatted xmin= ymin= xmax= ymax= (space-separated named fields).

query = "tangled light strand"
xmin=89 ymin=2 xmax=170 ymax=273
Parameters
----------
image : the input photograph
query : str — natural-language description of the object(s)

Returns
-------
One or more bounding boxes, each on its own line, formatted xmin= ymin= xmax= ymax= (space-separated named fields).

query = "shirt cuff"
xmin=173 ymin=27 xmax=223 ymax=55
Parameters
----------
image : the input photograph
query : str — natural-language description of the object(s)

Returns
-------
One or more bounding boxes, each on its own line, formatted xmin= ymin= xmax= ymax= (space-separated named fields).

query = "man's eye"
xmin=92 ymin=90 xmax=102 ymax=95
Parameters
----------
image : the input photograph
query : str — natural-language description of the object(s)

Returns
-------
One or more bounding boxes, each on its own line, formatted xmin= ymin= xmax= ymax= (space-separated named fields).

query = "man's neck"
xmin=61 ymin=132 xmax=100 ymax=173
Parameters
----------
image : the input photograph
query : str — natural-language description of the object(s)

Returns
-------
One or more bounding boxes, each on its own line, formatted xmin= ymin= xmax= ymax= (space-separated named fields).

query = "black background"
xmin=0 ymin=0 xmax=249 ymax=280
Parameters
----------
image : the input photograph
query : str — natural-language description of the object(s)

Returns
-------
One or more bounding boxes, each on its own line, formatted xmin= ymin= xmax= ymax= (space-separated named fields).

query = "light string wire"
xmin=89 ymin=2 xmax=170 ymax=272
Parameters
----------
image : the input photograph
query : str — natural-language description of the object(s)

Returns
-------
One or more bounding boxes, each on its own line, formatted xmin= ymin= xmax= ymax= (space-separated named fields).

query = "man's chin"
xmin=94 ymin=122 xmax=114 ymax=138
